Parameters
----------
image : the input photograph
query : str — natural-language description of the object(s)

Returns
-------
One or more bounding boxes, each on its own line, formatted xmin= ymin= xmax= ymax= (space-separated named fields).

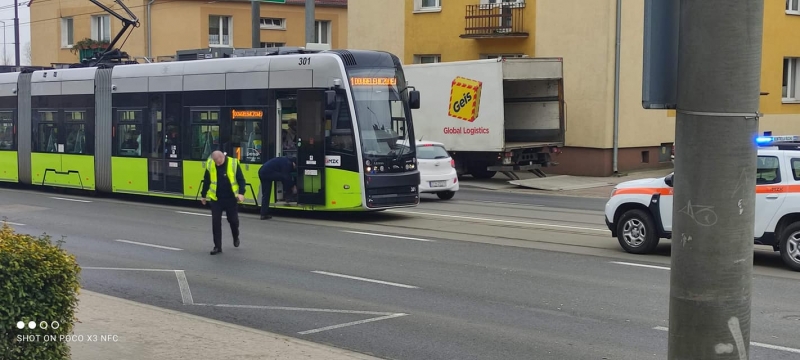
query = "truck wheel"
xmin=616 ymin=209 xmax=659 ymax=254
xmin=779 ymin=222 xmax=800 ymax=272
xmin=437 ymin=191 xmax=455 ymax=200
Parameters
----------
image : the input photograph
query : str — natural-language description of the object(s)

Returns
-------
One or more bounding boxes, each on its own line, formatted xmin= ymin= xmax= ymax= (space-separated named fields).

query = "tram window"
xmin=390 ymin=101 xmax=407 ymax=138
xmin=116 ymin=110 xmax=143 ymax=157
xmin=231 ymin=120 xmax=262 ymax=163
xmin=190 ymin=109 xmax=220 ymax=160
xmin=190 ymin=125 xmax=219 ymax=160
xmin=64 ymin=110 xmax=88 ymax=154
xmin=0 ymin=122 xmax=13 ymax=150
xmin=33 ymin=111 xmax=57 ymax=153
xmin=328 ymin=96 xmax=355 ymax=154
xmin=0 ymin=111 xmax=13 ymax=150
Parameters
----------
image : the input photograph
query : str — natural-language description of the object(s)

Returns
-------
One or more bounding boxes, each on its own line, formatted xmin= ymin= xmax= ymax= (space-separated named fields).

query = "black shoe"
xmin=260 ymin=215 xmax=272 ymax=220
xmin=210 ymin=247 xmax=222 ymax=255
xmin=234 ymin=237 xmax=240 ymax=247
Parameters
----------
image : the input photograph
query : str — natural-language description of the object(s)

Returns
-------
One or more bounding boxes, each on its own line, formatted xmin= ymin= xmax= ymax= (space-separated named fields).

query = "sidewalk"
xmin=460 ymin=168 xmax=674 ymax=198
xmin=69 ymin=290 xmax=382 ymax=360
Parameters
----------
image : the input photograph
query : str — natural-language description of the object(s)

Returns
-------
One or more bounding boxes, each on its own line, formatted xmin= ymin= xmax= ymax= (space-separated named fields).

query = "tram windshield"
xmin=348 ymin=68 xmax=414 ymax=159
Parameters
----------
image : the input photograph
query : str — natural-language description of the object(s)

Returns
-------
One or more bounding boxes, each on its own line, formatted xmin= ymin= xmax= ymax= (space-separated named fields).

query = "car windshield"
xmin=416 ymin=145 xmax=449 ymax=160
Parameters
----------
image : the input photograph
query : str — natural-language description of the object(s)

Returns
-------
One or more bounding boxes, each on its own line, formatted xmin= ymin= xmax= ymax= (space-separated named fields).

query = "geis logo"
xmin=447 ymin=76 xmax=483 ymax=122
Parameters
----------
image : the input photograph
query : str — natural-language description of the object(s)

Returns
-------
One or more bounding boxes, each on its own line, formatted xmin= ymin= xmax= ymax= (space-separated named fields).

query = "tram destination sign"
xmin=232 ymin=109 xmax=264 ymax=119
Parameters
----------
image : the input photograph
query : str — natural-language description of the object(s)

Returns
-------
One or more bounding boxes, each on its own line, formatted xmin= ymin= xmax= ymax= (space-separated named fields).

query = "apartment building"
xmin=348 ymin=0 xmax=800 ymax=176
xmin=30 ymin=0 xmax=347 ymax=66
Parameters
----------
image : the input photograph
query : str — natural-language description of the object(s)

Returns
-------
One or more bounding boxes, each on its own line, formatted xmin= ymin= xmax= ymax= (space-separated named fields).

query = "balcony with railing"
xmin=460 ymin=2 xmax=528 ymax=39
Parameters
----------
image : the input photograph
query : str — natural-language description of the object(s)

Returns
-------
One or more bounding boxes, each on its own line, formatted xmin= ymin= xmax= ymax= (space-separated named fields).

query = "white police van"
xmin=604 ymin=135 xmax=800 ymax=271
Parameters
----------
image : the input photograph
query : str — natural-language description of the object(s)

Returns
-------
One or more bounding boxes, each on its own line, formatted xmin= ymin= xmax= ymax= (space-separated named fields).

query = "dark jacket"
xmin=201 ymin=158 xmax=246 ymax=200
xmin=259 ymin=157 xmax=294 ymax=182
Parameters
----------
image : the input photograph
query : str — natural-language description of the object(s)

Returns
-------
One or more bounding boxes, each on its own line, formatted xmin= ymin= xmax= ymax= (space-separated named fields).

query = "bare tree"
xmin=24 ymin=42 xmax=32 ymax=66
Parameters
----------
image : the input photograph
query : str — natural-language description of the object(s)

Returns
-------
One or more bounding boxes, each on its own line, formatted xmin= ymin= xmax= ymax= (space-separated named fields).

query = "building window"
xmin=414 ymin=55 xmax=440 ymax=64
xmin=788 ymin=0 xmax=800 ymax=13
xmin=91 ymin=15 xmax=110 ymax=42
xmin=61 ymin=17 xmax=74 ymax=47
xmin=209 ymin=15 xmax=232 ymax=46
xmin=783 ymin=57 xmax=800 ymax=102
xmin=260 ymin=42 xmax=285 ymax=48
xmin=420 ymin=0 xmax=441 ymax=9
xmin=260 ymin=18 xmax=285 ymax=30
xmin=313 ymin=20 xmax=331 ymax=44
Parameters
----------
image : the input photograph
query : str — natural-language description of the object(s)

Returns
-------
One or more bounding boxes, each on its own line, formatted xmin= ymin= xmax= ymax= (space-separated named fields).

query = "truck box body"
xmin=403 ymin=58 xmax=565 ymax=179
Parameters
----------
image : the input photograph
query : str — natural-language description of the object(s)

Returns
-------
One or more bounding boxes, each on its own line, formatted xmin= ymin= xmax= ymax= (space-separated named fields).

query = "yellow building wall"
xmin=347 ymin=0 xmax=404 ymax=59
xmin=404 ymin=0 xmax=536 ymax=64
xmin=32 ymin=0 xmax=347 ymax=65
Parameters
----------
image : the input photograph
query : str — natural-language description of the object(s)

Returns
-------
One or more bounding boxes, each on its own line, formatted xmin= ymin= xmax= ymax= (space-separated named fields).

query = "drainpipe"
xmin=612 ymin=0 xmax=621 ymax=174
xmin=147 ymin=0 xmax=156 ymax=58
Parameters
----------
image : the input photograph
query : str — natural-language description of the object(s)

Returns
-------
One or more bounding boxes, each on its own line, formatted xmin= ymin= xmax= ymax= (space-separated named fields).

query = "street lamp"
xmin=0 ymin=21 xmax=6 ymax=66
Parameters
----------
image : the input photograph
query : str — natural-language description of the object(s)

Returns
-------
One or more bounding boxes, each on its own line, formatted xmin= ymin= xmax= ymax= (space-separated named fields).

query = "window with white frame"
xmin=260 ymin=42 xmax=285 ymax=48
xmin=260 ymin=18 xmax=285 ymax=30
xmin=783 ymin=58 xmax=800 ymax=101
xmin=414 ymin=0 xmax=441 ymax=12
xmin=414 ymin=55 xmax=441 ymax=64
xmin=313 ymin=20 xmax=331 ymax=44
xmin=209 ymin=15 xmax=232 ymax=46
xmin=61 ymin=17 xmax=74 ymax=47
xmin=788 ymin=0 xmax=800 ymax=13
xmin=91 ymin=15 xmax=110 ymax=42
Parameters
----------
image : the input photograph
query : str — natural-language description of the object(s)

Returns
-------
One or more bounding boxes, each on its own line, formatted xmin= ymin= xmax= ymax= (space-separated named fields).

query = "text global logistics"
xmin=443 ymin=127 xmax=490 ymax=135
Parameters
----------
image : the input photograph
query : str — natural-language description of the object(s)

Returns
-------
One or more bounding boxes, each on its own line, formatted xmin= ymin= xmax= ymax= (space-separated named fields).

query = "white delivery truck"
xmin=403 ymin=57 xmax=566 ymax=180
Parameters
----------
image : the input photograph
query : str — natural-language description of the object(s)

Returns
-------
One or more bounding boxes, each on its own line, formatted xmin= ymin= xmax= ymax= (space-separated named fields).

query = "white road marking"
xmin=311 ymin=271 xmax=420 ymax=289
xmin=387 ymin=209 xmax=607 ymax=232
xmin=176 ymin=210 xmax=226 ymax=219
xmin=342 ymin=230 xmax=434 ymax=242
xmin=81 ymin=267 xmax=180 ymax=272
xmin=3 ymin=221 xmax=25 ymax=226
xmin=610 ymin=261 xmax=671 ymax=271
xmin=175 ymin=270 xmax=194 ymax=305
xmin=469 ymin=200 xmax=545 ymax=207
xmin=652 ymin=326 xmax=800 ymax=354
xmin=298 ymin=313 xmax=408 ymax=335
xmin=50 ymin=196 xmax=92 ymax=203
xmin=191 ymin=303 xmax=394 ymax=316
xmin=115 ymin=239 xmax=183 ymax=251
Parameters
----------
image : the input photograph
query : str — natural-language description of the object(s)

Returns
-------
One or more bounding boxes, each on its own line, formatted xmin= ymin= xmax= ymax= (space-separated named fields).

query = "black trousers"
xmin=210 ymin=198 xmax=239 ymax=249
xmin=259 ymin=172 xmax=293 ymax=217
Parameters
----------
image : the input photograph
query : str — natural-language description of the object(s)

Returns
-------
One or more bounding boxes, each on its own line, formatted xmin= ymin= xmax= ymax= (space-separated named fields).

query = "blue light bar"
xmin=755 ymin=135 xmax=800 ymax=146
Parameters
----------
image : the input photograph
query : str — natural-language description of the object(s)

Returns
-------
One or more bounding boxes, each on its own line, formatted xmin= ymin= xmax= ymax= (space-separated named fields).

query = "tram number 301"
xmin=298 ymin=57 xmax=311 ymax=66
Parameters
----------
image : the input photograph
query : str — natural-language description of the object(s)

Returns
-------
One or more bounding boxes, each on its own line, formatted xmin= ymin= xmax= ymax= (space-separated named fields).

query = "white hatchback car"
xmin=403 ymin=140 xmax=459 ymax=200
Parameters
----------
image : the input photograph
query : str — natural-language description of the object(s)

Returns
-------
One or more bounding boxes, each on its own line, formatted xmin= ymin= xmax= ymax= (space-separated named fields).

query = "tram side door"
xmin=147 ymin=93 xmax=183 ymax=194
xmin=295 ymin=89 xmax=328 ymax=205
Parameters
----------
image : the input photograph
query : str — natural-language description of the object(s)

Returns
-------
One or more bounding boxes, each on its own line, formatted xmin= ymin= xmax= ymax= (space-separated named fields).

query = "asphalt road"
xmin=1 ymin=186 xmax=799 ymax=359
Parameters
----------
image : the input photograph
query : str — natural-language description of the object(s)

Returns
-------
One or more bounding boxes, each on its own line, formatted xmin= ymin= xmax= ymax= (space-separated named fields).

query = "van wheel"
xmin=437 ymin=191 xmax=455 ymax=200
xmin=469 ymin=166 xmax=496 ymax=179
xmin=779 ymin=222 xmax=800 ymax=272
xmin=616 ymin=209 xmax=659 ymax=254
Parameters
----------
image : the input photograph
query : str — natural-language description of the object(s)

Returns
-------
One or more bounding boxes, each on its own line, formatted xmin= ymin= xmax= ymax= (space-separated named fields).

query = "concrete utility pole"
xmin=251 ymin=0 xmax=260 ymax=48
xmin=305 ymin=0 xmax=315 ymax=44
xmin=13 ymin=0 xmax=19 ymax=66
xmin=669 ymin=0 xmax=763 ymax=359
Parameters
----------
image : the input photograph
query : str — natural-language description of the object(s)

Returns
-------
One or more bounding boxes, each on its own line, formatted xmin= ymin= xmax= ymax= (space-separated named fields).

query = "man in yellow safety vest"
xmin=201 ymin=150 xmax=246 ymax=255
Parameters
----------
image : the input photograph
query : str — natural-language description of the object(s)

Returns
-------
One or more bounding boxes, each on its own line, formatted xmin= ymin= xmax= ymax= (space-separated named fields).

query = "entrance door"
xmin=147 ymin=93 xmax=183 ymax=193
xmin=295 ymin=89 xmax=326 ymax=205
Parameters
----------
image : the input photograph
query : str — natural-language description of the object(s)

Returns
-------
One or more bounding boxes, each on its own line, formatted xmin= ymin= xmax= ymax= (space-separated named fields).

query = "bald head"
xmin=211 ymin=151 xmax=225 ymax=166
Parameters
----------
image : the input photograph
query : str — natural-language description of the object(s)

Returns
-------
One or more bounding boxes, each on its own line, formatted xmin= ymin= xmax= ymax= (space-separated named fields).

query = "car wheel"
xmin=437 ymin=191 xmax=455 ymax=200
xmin=616 ymin=209 xmax=659 ymax=254
xmin=779 ymin=222 xmax=800 ymax=272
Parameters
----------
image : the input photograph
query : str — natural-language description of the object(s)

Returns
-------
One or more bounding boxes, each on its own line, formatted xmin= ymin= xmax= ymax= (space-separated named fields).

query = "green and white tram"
xmin=0 ymin=49 xmax=422 ymax=211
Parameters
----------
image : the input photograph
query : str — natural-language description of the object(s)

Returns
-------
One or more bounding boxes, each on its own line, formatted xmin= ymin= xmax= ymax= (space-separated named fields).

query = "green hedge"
xmin=0 ymin=221 xmax=81 ymax=360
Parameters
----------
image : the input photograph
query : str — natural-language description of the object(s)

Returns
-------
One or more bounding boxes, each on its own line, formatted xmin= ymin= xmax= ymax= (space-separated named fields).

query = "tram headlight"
xmin=366 ymin=166 xmax=372 ymax=172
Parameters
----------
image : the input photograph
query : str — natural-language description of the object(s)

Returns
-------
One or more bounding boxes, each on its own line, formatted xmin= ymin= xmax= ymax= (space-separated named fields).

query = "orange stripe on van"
xmin=614 ymin=184 xmax=800 ymax=196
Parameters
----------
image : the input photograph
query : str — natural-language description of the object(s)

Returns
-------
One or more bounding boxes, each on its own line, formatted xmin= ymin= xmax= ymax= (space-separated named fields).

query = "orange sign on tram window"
xmin=350 ymin=77 xmax=397 ymax=86
xmin=231 ymin=109 xmax=263 ymax=120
